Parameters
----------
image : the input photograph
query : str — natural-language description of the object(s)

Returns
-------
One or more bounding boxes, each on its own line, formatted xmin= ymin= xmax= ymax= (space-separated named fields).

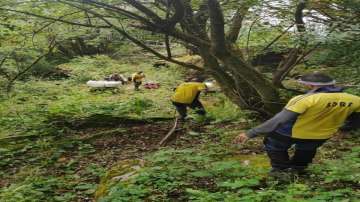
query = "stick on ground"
xmin=158 ymin=117 xmax=179 ymax=147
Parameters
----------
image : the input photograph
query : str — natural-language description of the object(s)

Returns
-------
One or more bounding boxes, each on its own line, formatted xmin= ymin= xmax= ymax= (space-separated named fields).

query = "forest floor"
xmin=0 ymin=55 xmax=359 ymax=201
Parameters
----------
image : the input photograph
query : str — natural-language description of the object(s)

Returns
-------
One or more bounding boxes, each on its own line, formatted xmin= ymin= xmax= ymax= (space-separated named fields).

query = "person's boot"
xmin=290 ymin=167 xmax=308 ymax=176
xmin=267 ymin=151 xmax=291 ymax=170
xmin=268 ymin=168 xmax=293 ymax=182
xmin=176 ymin=116 xmax=187 ymax=124
xmin=266 ymin=151 xmax=293 ymax=182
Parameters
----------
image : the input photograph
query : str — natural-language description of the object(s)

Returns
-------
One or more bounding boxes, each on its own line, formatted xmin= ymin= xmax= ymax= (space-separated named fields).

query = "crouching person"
xmin=234 ymin=72 xmax=360 ymax=175
xmin=131 ymin=71 xmax=145 ymax=90
xmin=171 ymin=80 xmax=208 ymax=120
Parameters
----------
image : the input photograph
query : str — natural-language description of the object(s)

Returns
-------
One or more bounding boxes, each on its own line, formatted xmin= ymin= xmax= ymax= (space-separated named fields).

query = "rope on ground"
xmin=158 ymin=117 xmax=179 ymax=147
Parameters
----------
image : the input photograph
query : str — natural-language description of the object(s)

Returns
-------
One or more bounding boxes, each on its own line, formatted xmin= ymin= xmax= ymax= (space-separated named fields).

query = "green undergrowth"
xmin=0 ymin=55 xmax=181 ymax=139
xmin=0 ymin=55 xmax=250 ymax=201
xmin=0 ymin=135 xmax=107 ymax=201
xmin=99 ymin=133 xmax=360 ymax=202
xmin=1 ymin=55 xmax=359 ymax=201
xmin=0 ymin=55 xmax=247 ymax=140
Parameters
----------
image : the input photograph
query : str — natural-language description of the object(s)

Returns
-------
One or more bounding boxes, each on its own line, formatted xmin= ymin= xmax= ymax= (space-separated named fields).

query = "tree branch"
xmin=226 ymin=7 xmax=248 ymax=43
xmin=246 ymin=17 xmax=261 ymax=59
xmin=78 ymin=0 xmax=152 ymax=23
xmin=123 ymin=0 xmax=164 ymax=23
xmin=194 ymin=0 xmax=209 ymax=35
xmin=104 ymin=20 xmax=203 ymax=71
xmin=165 ymin=0 xmax=185 ymax=30
xmin=131 ymin=24 xmax=210 ymax=48
xmin=0 ymin=7 xmax=111 ymax=29
xmin=59 ymin=1 xmax=203 ymax=71
xmin=68 ymin=0 xmax=207 ymax=48
xmin=178 ymin=0 xmax=208 ymax=41
xmin=33 ymin=11 xmax=82 ymax=35
xmin=262 ymin=23 xmax=295 ymax=52
xmin=295 ymin=0 xmax=307 ymax=33
xmin=0 ymin=53 xmax=11 ymax=80
xmin=165 ymin=0 xmax=172 ymax=58
xmin=208 ymin=0 xmax=228 ymax=57
xmin=273 ymin=13 xmax=359 ymax=87
xmin=6 ymin=38 xmax=57 ymax=92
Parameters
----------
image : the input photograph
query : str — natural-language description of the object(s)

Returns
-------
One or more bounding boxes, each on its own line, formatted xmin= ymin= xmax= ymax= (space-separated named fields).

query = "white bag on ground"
xmin=86 ymin=80 xmax=122 ymax=88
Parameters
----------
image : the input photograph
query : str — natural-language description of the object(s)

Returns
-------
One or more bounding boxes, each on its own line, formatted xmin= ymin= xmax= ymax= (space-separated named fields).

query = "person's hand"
xmin=233 ymin=133 xmax=249 ymax=144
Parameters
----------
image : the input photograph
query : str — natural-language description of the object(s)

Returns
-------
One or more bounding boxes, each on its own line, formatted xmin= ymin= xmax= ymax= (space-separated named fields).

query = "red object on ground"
xmin=144 ymin=82 xmax=160 ymax=89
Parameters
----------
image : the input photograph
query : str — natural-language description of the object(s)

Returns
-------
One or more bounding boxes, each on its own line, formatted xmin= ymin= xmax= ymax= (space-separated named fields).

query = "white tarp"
xmin=86 ymin=80 xmax=122 ymax=88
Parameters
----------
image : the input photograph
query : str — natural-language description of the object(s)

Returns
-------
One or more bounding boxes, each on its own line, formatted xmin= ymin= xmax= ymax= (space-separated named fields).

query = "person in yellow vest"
xmin=234 ymin=72 xmax=360 ymax=174
xmin=131 ymin=71 xmax=145 ymax=90
xmin=171 ymin=79 xmax=208 ymax=120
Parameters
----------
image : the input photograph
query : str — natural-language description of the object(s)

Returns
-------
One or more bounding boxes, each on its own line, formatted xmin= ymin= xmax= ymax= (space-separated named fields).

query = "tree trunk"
xmin=199 ymin=47 xmax=282 ymax=117
xmin=199 ymin=49 xmax=249 ymax=109
xmin=216 ymin=50 xmax=282 ymax=116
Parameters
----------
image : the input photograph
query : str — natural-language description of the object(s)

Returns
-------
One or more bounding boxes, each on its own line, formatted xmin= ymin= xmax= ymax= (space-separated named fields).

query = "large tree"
xmin=66 ymin=0 xmax=286 ymax=116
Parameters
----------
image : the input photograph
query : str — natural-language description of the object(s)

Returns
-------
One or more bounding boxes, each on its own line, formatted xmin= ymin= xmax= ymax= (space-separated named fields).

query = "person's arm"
xmin=203 ymin=84 xmax=209 ymax=94
xmin=234 ymin=95 xmax=312 ymax=144
xmin=233 ymin=109 xmax=299 ymax=144
xmin=246 ymin=109 xmax=299 ymax=138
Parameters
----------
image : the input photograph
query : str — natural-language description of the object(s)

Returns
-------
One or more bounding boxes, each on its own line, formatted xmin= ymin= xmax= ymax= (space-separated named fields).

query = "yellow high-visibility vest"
xmin=171 ymin=82 xmax=206 ymax=104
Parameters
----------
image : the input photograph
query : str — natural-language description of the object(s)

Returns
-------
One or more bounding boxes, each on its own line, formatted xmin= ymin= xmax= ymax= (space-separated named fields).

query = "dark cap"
xmin=298 ymin=72 xmax=335 ymax=86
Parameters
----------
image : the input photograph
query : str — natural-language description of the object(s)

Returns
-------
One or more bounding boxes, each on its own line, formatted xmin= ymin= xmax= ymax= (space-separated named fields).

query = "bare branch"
xmin=165 ymin=0 xmax=172 ymax=58
xmin=178 ymin=0 xmax=208 ymax=41
xmin=67 ymin=0 xmax=207 ymax=48
xmin=104 ymin=19 xmax=203 ymax=71
xmin=78 ymin=0 xmax=156 ymax=26
xmin=84 ymin=11 xmax=92 ymax=25
xmin=164 ymin=35 xmax=172 ymax=58
xmin=40 ymin=13 xmax=82 ymax=35
xmin=165 ymin=0 xmax=185 ymax=30
xmin=60 ymin=0 xmax=203 ymax=70
xmin=131 ymin=24 xmax=210 ymax=48
xmin=123 ymin=0 xmax=164 ymax=23
xmin=246 ymin=17 xmax=261 ymax=59
xmin=6 ymin=38 xmax=57 ymax=92
xmin=262 ymin=23 xmax=295 ymax=52
xmin=295 ymin=0 xmax=307 ymax=32
xmin=226 ymin=7 xmax=248 ymax=43
xmin=208 ymin=0 xmax=228 ymax=57
xmin=0 ymin=54 xmax=11 ymax=80
xmin=273 ymin=14 xmax=359 ymax=86
xmin=194 ymin=0 xmax=209 ymax=34
xmin=0 ymin=7 xmax=111 ymax=29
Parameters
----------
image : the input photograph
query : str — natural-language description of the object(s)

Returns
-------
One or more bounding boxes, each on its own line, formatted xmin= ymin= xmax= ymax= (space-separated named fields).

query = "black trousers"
xmin=264 ymin=133 xmax=327 ymax=170
xmin=134 ymin=81 xmax=142 ymax=90
xmin=172 ymin=97 xmax=206 ymax=119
